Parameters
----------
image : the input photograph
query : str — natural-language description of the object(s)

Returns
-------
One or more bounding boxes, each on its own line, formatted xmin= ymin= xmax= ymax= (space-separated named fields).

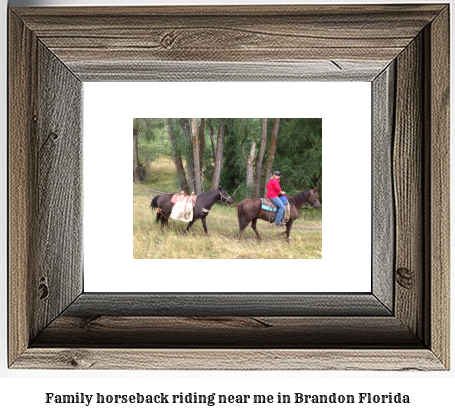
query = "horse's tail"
xmin=237 ymin=201 xmax=248 ymax=231
xmin=150 ymin=194 xmax=160 ymax=211
xmin=150 ymin=195 xmax=162 ymax=225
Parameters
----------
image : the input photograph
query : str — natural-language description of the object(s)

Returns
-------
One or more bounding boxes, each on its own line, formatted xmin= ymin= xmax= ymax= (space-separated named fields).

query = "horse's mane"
xmin=288 ymin=190 xmax=311 ymax=209
xmin=200 ymin=188 xmax=219 ymax=197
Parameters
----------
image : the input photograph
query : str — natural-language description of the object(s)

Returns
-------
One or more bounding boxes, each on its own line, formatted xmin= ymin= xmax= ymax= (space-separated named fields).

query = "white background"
xmin=84 ymin=82 xmax=371 ymax=293
xmin=1 ymin=1 xmax=454 ymax=414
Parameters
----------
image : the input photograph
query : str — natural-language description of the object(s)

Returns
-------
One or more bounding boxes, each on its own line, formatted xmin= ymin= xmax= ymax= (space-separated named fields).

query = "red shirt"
xmin=266 ymin=178 xmax=282 ymax=199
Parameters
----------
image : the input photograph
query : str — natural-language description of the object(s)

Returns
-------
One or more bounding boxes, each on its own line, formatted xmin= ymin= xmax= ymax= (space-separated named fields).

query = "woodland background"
xmin=133 ymin=118 xmax=322 ymax=200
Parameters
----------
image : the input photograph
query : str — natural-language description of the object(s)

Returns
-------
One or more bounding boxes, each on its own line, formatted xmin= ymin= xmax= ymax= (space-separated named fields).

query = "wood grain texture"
xmin=31 ymin=316 xmax=421 ymax=349
xmin=13 ymin=349 xmax=445 ymax=371
xmin=8 ymin=11 xmax=38 ymax=366
xmin=425 ymin=6 xmax=450 ymax=368
xmin=70 ymin=60 xmax=388 ymax=82
xmin=393 ymin=34 xmax=424 ymax=340
xmin=62 ymin=293 xmax=391 ymax=317
xmin=9 ymin=11 xmax=84 ymax=365
xmin=11 ymin=5 xmax=444 ymax=82
xmin=32 ymin=42 xmax=83 ymax=338
xmin=372 ymin=63 xmax=395 ymax=312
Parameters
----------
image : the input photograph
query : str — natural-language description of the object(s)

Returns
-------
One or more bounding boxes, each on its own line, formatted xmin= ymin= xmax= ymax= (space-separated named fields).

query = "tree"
xmin=263 ymin=118 xmax=280 ymax=197
xmin=209 ymin=124 xmax=216 ymax=159
xmin=133 ymin=118 xmax=142 ymax=183
xmin=210 ymin=118 xmax=226 ymax=190
xmin=191 ymin=118 xmax=203 ymax=194
xmin=181 ymin=118 xmax=195 ymax=193
xmin=255 ymin=118 xmax=267 ymax=197
xmin=246 ymin=141 xmax=257 ymax=198
xmin=166 ymin=118 xmax=189 ymax=194
xmin=198 ymin=118 xmax=205 ymax=173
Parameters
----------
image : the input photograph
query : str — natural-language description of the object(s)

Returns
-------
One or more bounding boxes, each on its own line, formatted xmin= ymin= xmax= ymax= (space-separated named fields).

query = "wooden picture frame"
xmin=8 ymin=4 xmax=449 ymax=370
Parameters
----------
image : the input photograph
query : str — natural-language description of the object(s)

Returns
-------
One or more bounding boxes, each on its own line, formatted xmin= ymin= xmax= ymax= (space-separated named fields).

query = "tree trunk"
xmin=198 ymin=118 xmax=205 ymax=173
xmin=246 ymin=141 xmax=257 ymax=198
xmin=255 ymin=118 xmax=267 ymax=197
xmin=166 ymin=118 xmax=189 ymax=194
xmin=264 ymin=118 xmax=280 ymax=197
xmin=181 ymin=118 xmax=195 ymax=193
xmin=210 ymin=118 xmax=226 ymax=190
xmin=191 ymin=118 xmax=203 ymax=195
xmin=209 ymin=125 xmax=216 ymax=159
xmin=133 ymin=118 xmax=142 ymax=183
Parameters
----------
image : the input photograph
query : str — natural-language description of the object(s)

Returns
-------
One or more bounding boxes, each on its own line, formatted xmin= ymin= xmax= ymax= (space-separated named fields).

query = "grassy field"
xmin=133 ymin=158 xmax=322 ymax=259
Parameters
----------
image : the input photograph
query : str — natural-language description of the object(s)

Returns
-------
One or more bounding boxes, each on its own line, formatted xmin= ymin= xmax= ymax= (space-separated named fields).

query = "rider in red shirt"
xmin=266 ymin=171 xmax=286 ymax=226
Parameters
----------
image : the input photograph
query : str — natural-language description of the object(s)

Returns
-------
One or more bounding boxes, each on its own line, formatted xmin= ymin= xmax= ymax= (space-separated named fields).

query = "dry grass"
xmin=133 ymin=158 xmax=322 ymax=259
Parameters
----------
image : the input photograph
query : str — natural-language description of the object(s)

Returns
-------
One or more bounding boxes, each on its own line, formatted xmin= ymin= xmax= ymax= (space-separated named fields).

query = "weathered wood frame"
xmin=8 ymin=5 xmax=449 ymax=370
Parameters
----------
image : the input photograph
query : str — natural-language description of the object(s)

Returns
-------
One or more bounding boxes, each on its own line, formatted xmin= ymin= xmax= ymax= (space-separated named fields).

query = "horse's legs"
xmin=284 ymin=220 xmax=293 ymax=243
xmin=251 ymin=218 xmax=261 ymax=240
xmin=183 ymin=219 xmax=196 ymax=234
xmin=201 ymin=216 xmax=210 ymax=236
xmin=160 ymin=214 xmax=167 ymax=232
xmin=238 ymin=219 xmax=252 ymax=240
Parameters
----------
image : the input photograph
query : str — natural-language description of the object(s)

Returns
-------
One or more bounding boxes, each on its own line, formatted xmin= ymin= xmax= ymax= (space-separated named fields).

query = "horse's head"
xmin=308 ymin=187 xmax=321 ymax=209
xmin=219 ymin=186 xmax=234 ymax=204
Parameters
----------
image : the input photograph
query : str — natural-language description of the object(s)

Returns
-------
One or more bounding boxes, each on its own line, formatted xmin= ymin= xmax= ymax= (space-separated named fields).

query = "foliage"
xmin=135 ymin=118 xmax=170 ymax=165
xmin=136 ymin=118 xmax=322 ymax=200
xmin=220 ymin=119 xmax=261 ymax=197
xmin=273 ymin=118 xmax=322 ymax=194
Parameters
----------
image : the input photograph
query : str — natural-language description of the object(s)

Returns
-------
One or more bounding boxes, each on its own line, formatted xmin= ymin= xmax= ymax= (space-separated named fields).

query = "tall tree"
xmin=166 ymin=118 xmax=189 ymax=194
xmin=209 ymin=124 xmax=216 ymax=159
xmin=246 ymin=141 xmax=257 ymax=198
xmin=133 ymin=118 xmax=142 ymax=183
xmin=198 ymin=118 xmax=205 ymax=173
xmin=210 ymin=118 xmax=226 ymax=190
xmin=181 ymin=118 xmax=195 ymax=193
xmin=255 ymin=118 xmax=267 ymax=197
xmin=263 ymin=118 xmax=280 ymax=197
xmin=191 ymin=118 xmax=203 ymax=194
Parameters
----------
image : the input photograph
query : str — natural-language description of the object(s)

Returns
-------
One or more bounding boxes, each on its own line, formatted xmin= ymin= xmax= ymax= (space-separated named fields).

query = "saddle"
xmin=260 ymin=197 xmax=278 ymax=212
xmin=260 ymin=197 xmax=291 ymax=223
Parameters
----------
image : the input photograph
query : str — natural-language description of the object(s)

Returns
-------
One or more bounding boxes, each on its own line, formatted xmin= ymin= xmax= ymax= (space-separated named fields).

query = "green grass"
xmin=133 ymin=157 xmax=322 ymax=259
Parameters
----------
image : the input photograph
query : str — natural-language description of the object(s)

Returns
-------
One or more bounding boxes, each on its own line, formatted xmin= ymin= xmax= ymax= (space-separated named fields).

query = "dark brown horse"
xmin=151 ymin=186 xmax=233 ymax=235
xmin=237 ymin=187 xmax=321 ymax=241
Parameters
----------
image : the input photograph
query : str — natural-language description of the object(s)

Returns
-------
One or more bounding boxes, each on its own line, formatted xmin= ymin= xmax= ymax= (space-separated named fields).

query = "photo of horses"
xmin=133 ymin=118 xmax=322 ymax=259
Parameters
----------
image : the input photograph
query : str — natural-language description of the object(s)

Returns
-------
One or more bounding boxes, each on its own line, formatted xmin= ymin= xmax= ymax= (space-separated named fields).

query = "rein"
xmin=193 ymin=190 xmax=228 ymax=213
xmin=157 ymin=208 xmax=170 ymax=220
xmin=193 ymin=196 xmax=209 ymax=213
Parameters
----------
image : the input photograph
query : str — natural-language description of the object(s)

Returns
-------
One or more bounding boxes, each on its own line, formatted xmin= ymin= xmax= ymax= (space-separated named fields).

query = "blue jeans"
xmin=270 ymin=197 xmax=285 ymax=224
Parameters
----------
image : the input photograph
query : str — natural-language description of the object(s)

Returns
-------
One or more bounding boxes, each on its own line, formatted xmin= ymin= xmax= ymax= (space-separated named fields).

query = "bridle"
xmin=219 ymin=190 xmax=231 ymax=204
xmin=308 ymin=194 xmax=321 ymax=208
xmin=193 ymin=190 xmax=231 ymax=212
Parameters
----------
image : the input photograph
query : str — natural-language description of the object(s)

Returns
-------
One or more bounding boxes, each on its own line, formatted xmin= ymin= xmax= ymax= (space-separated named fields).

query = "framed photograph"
xmin=8 ymin=4 xmax=449 ymax=370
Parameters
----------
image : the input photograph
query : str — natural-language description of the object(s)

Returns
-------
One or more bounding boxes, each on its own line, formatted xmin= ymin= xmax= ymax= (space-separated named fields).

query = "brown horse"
xmin=237 ymin=187 xmax=321 ymax=241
